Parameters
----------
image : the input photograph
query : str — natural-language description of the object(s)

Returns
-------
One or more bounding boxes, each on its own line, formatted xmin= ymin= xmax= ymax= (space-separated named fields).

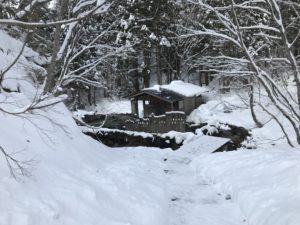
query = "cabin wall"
xmin=131 ymin=100 xmax=138 ymax=115
xmin=183 ymin=97 xmax=196 ymax=115
xmin=133 ymin=94 xmax=203 ymax=118
xmin=183 ymin=95 xmax=203 ymax=115
xmin=174 ymin=100 xmax=184 ymax=111
xmin=195 ymin=95 xmax=202 ymax=106
xmin=144 ymin=96 xmax=172 ymax=116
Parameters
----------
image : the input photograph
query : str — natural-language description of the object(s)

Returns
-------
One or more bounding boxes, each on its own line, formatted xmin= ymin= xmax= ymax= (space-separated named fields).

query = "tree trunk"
xmin=132 ymin=57 xmax=140 ymax=92
xmin=156 ymin=45 xmax=162 ymax=85
xmin=143 ymin=49 xmax=151 ymax=88
xmin=43 ymin=0 xmax=67 ymax=94
xmin=250 ymin=85 xmax=263 ymax=128
xmin=175 ymin=54 xmax=181 ymax=80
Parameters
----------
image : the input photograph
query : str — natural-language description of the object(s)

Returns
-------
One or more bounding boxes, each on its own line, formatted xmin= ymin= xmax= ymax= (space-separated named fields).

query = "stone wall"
xmin=125 ymin=112 xmax=186 ymax=133
xmin=84 ymin=130 xmax=182 ymax=150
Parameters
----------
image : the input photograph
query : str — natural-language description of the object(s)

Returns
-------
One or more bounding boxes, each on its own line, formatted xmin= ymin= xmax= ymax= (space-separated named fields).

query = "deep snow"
xmin=2 ymin=90 xmax=300 ymax=225
xmin=192 ymin=149 xmax=300 ymax=225
xmin=3 ymin=104 xmax=300 ymax=225
xmin=0 ymin=104 xmax=170 ymax=225
xmin=1 ymin=29 xmax=300 ymax=225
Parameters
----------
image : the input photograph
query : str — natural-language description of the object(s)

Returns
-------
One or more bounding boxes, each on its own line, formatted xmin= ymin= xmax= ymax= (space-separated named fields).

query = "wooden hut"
xmin=131 ymin=81 xmax=209 ymax=117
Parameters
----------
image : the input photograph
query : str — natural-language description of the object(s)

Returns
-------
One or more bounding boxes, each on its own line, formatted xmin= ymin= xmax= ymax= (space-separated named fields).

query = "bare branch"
xmin=0 ymin=2 xmax=109 ymax=28
xmin=0 ymin=145 xmax=35 ymax=179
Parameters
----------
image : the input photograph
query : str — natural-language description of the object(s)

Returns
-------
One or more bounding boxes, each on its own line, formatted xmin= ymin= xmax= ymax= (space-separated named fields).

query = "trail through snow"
xmin=164 ymin=147 xmax=247 ymax=225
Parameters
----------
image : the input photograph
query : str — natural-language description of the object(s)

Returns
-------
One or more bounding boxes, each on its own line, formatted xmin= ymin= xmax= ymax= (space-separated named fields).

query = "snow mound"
xmin=191 ymin=149 xmax=300 ymax=225
xmin=0 ymin=103 xmax=170 ymax=225
xmin=94 ymin=98 xmax=131 ymax=114
xmin=0 ymin=30 xmax=46 ymax=97
xmin=180 ymin=135 xmax=230 ymax=154
xmin=0 ymin=31 xmax=169 ymax=225
xmin=187 ymin=95 xmax=254 ymax=128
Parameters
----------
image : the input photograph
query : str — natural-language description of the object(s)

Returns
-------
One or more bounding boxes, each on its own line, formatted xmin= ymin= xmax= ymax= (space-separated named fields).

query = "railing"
xmin=125 ymin=111 xmax=186 ymax=133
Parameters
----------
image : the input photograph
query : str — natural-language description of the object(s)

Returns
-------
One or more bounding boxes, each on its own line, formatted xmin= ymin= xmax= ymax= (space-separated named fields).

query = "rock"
xmin=84 ymin=130 xmax=182 ymax=150
xmin=186 ymin=123 xmax=250 ymax=150
xmin=225 ymin=194 xmax=232 ymax=200
xmin=82 ymin=114 xmax=250 ymax=151
xmin=82 ymin=113 xmax=137 ymax=129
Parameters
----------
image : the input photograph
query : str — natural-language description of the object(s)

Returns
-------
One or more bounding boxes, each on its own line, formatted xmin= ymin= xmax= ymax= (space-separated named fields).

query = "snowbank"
xmin=187 ymin=93 xmax=300 ymax=147
xmin=190 ymin=148 xmax=300 ymax=225
xmin=0 ymin=30 xmax=169 ymax=225
xmin=1 ymin=27 xmax=299 ymax=225
xmin=0 ymin=103 xmax=170 ymax=225
xmin=180 ymin=134 xmax=230 ymax=154
xmin=187 ymin=95 xmax=255 ymax=128
xmin=93 ymin=98 xmax=131 ymax=114
xmin=0 ymin=30 xmax=46 ymax=97
xmin=185 ymin=91 xmax=300 ymax=225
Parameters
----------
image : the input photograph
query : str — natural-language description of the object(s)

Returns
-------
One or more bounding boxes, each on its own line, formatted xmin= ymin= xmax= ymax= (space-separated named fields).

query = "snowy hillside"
xmin=0 ymin=30 xmax=46 ymax=96
xmin=0 ymin=103 xmax=171 ymax=225
xmin=0 ymin=31 xmax=169 ymax=225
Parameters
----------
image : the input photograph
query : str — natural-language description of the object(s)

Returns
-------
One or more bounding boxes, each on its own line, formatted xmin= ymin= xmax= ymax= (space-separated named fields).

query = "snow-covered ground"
xmin=3 ymin=101 xmax=300 ymax=225
xmin=2 ymin=90 xmax=299 ymax=225
xmin=188 ymin=92 xmax=299 ymax=148
xmin=91 ymin=98 xmax=132 ymax=114
xmin=0 ymin=104 xmax=169 ymax=225
xmin=188 ymin=93 xmax=259 ymax=129
xmin=193 ymin=149 xmax=300 ymax=225
xmin=1 ymin=29 xmax=300 ymax=225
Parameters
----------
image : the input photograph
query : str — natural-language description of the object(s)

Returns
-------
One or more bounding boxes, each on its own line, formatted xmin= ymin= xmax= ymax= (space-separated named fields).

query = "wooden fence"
xmin=125 ymin=112 xmax=186 ymax=133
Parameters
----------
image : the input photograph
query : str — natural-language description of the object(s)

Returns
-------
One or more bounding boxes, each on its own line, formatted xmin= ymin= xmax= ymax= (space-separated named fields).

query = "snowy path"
xmin=164 ymin=150 xmax=247 ymax=225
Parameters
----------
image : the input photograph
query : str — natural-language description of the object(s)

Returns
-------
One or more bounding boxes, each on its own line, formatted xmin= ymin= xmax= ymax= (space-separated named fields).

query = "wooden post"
xmin=131 ymin=99 xmax=138 ymax=116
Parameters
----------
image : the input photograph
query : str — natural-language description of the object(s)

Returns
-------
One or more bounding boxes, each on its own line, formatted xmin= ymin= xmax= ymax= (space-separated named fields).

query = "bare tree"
xmin=43 ymin=0 xmax=111 ymax=94
xmin=183 ymin=0 xmax=300 ymax=145
xmin=0 ymin=0 xmax=121 ymax=177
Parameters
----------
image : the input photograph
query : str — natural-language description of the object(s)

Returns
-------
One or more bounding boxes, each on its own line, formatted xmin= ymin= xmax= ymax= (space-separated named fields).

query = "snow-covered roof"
xmin=132 ymin=89 xmax=184 ymax=103
xmin=146 ymin=80 xmax=209 ymax=97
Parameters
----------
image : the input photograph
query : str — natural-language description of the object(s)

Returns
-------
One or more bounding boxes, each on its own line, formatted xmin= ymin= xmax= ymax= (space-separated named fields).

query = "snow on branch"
xmin=73 ymin=0 xmax=97 ymax=14
xmin=16 ymin=0 xmax=52 ymax=19
xmin=183 ymin=0 xmax=300 ymax=145
xmin=0 ymin=95 xmax=67 ymax=115
xmin=180 ymin=26 xmax=241 ymax=48
xmin=240 ymin=25 xmax=280 ymax=33
xmin=0 ymin=1 xmax=109 ymax=28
